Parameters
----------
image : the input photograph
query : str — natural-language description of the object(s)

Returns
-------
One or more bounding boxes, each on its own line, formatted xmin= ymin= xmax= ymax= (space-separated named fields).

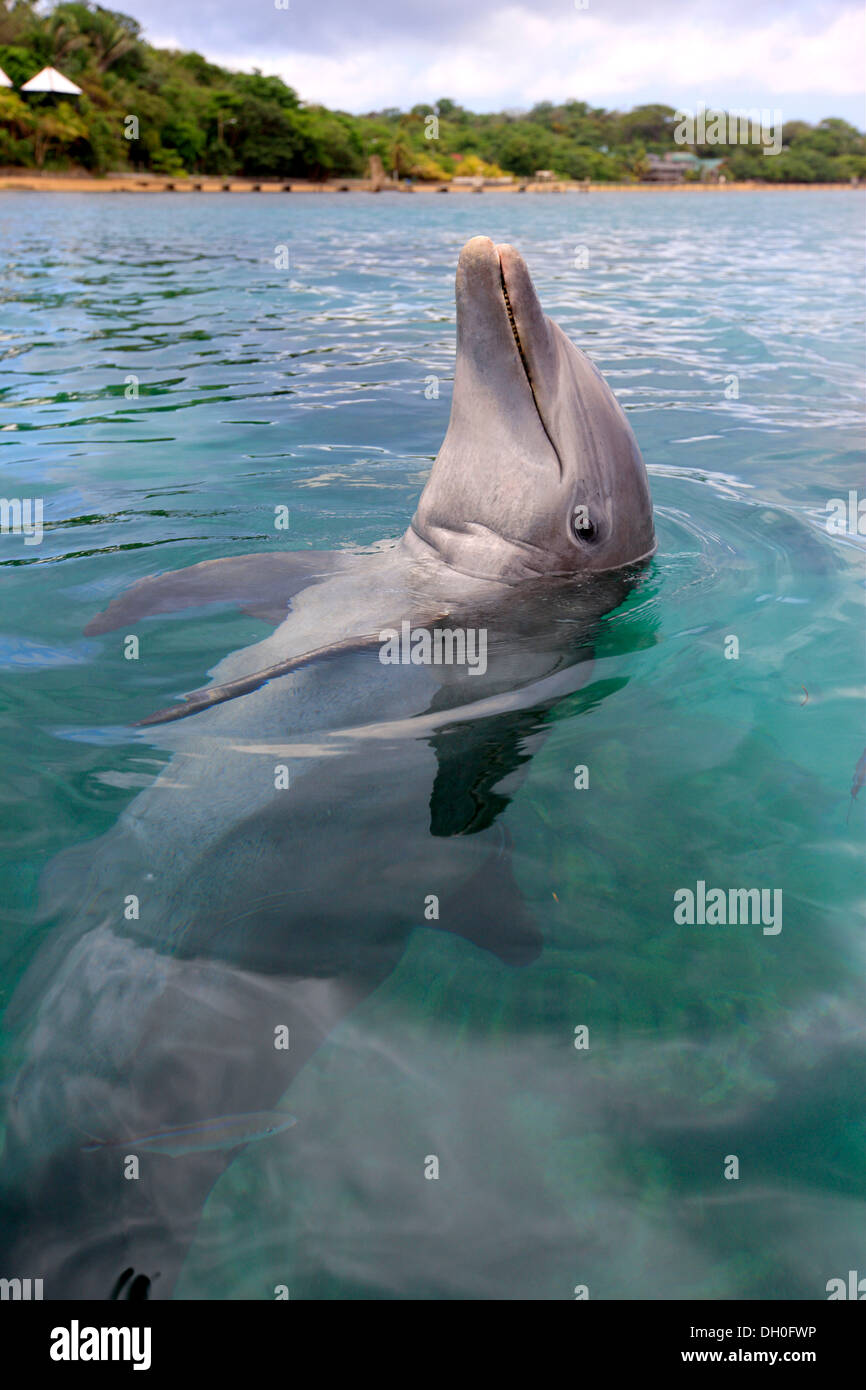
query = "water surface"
xmin=0 ymin=191 xmax=864 ymax=1299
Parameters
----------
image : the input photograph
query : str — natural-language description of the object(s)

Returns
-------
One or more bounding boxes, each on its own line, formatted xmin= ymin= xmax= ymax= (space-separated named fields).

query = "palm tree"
xmin=43 ymin=4 xmax=142 ymax=75
xmin=84 ymin=6 xmax=142 ymax=73
xmin=31 ymin=100 xmax=86 ymax=167
xmin=390 ymin=138 xmax=411 ymax=178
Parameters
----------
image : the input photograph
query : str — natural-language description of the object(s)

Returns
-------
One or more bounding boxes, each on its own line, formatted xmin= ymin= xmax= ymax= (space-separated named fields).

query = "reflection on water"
xmin=0 ymin=192 xmax=863 ymax=1299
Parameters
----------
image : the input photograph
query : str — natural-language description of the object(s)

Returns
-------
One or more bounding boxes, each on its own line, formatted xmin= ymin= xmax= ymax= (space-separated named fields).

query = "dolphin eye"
xmin=572 ymin=508 xmax=597 ymax=541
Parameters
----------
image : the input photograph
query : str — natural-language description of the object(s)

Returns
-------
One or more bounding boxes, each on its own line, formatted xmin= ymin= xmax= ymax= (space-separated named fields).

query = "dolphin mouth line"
xmin=499 ymin=263 xmax=532 ymax=383
xmin=497 ymin=251 xmax=563 ymax=480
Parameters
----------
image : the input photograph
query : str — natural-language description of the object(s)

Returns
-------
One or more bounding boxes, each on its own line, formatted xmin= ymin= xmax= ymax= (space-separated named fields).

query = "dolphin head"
xmin=406 ymin=236 xmax=655 ymax=583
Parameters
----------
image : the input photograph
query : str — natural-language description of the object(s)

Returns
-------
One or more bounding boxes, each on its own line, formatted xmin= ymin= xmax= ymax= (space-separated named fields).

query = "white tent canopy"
xmin=0 ymin=67 xmax=13 ymax=89
xmin=21 ymin=66 xmax=83 ymax=96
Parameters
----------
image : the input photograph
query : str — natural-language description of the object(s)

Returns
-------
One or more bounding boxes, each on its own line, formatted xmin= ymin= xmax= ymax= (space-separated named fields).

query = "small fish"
xmin=81 ymin=1111 xmax=296 ymax=1158
xmin=848 ymin=748 xmax=866 ymax=824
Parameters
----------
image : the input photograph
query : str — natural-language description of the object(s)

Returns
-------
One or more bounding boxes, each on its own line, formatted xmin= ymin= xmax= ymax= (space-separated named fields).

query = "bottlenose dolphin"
xmin=0 ymin=237 xmax=655 ymax=1299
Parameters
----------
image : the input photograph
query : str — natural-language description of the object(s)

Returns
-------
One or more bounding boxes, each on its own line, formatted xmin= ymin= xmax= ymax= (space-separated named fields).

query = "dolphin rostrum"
xmin=0 ymin=237 xmax=655 ymax=1298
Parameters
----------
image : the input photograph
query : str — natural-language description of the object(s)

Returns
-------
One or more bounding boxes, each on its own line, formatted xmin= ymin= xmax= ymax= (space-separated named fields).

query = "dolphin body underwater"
xmin=0 ymin=237 xmax=655 ymax=1298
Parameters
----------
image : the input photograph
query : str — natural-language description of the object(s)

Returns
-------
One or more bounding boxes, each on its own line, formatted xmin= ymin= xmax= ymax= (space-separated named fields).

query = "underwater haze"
xmin=0 ymin=190 xmax=864 ymax=1299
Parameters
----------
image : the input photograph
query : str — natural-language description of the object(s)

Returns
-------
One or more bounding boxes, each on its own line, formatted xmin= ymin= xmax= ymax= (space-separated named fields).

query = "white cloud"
xmin=150 ymin=5 xmax=866 ymax=121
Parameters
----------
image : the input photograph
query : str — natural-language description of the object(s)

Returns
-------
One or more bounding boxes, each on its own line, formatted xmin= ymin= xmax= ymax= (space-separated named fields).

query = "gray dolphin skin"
xmin=0 ymin=237 xmax=655 ymax=1299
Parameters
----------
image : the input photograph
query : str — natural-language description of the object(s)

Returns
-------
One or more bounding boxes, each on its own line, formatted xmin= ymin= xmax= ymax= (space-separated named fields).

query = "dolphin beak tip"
xmin=458 ymin=235 xmax=496 ymax=267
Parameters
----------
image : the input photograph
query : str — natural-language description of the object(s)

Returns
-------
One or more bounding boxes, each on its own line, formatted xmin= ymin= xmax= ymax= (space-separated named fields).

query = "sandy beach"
xmin=0 ymin=172 xmax=859 ymax=194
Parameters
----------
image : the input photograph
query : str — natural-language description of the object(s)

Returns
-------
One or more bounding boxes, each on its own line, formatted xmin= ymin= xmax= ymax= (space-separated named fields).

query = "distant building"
xmin=643 ymin=151 xmax=725 ymax=183
xmin=643 ymin=153 xmax=689 ymax=182
xmin=20 ymin=67 xmax=83 ymax=96
xmin=534 ymin=169 xmax=555 ymax=182
xmin=0 ymin=67 xmax=13 ymax=89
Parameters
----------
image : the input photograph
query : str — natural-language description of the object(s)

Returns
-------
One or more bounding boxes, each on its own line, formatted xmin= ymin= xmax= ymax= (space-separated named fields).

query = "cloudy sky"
xmin=127 ymin=0 xmax=864 ymax=124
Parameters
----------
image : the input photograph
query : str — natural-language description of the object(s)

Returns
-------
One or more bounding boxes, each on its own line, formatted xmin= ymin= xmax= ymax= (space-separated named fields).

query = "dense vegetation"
xmin=1 ymin=1 xmax=864 ymax=182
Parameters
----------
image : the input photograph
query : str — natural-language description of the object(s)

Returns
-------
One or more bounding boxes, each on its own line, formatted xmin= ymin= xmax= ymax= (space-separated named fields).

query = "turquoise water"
xmin=0 ymin=190 xmax=864 ymax=1299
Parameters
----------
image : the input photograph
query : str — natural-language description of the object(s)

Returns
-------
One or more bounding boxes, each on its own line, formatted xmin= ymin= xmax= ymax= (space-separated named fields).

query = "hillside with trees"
xmin=1 ymin=1 xmax=863 ymax=182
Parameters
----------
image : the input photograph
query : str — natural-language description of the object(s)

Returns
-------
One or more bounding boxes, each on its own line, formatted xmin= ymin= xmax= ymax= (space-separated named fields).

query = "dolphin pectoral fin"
xmin=428 ymin=707 xmax=548 ymax=836
xmin=84 ymin=550 xmax=352 ymax=636
xmin=136 ymin=629 xmax=385 ymax=726
xmin=433 ymin=829 xmax=542 ymax=966
xmin=137 ymin=609 xmax=454 ymax=726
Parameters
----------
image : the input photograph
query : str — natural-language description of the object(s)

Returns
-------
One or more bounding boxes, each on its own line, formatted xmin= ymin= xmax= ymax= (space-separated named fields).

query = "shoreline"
xmin=0 ymin=172 xmax=860 ymax=195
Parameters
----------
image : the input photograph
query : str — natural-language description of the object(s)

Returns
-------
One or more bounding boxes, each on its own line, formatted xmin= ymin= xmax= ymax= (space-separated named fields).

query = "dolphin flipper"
xmin=84 ymin=550 xmax=354 ymax=635
xmin=425 ymin=705 xmax=565 ymax=965
xmin=423 ymin=664 xmax=616 ymax=964
xmin=428 ymin=708 xmax=549 ymax=837
xmin=434 ymin=827 xmax=543 ymax=965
